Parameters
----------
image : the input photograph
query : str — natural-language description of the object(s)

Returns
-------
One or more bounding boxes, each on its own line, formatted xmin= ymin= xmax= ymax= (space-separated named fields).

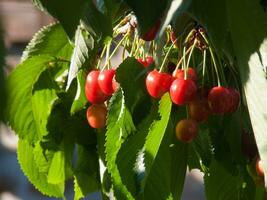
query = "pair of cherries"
xmin=85 ymin=69 xmax=118 ymax=104
xmin=145 ymin=67 xmax=198 ymax=105
xmin=85 ymin=69 xmax=118 ymax=129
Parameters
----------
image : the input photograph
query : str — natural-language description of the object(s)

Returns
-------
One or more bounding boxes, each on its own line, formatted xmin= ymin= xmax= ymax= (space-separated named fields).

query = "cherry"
xmin=146 ymin=70 xmax=173 ymax=99
xmin=141 ymin=20 xmax=161 ymax=41
xmin=175 ymin=119 xmax=198 ymax=143
xmin=256 ymin=158 xmax=264 ymax=177
xmin=86 ymin=104 xmax=107 ymax=129
xmin=98 ymin=69 xmax=118 ymax=95
xmin=227 ymin=88 xmax=240 ymax=113
xmin=188 ymin=96 xmax=210 ymax=122
xmin=173 ymin=67 xmax=197 ymax=83
xmin=208 ymin=86 xmax=231 ymax=114
xmin=85 ymin=70 xmax=109 ymax=104
xmin=137 ymin=56 xmax=154 ymax=67
xmin=170 ymin=79 xmax=197 ymax=105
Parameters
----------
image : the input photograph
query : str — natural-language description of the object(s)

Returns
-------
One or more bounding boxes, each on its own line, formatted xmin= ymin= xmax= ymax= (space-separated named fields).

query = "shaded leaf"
xmin=205 ymin=160 xmax=243 ymax=200
xmin=74 ymin=145 xmax=100 ymax=200
xmin=123 ymin=0 xmax=168 ymax=36
xmin=70 ymin=69 xmax=88 ymax=114
xmin=82 ymin=1 xmax=113 ymax=41
xmin=32 ymin=0 xmax=88 ymax=38
xmin=226 ymin=0 xmax=267 ymax=185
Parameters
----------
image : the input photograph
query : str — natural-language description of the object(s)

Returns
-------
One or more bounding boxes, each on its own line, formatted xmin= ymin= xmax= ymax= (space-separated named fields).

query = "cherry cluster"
xmin=145 ymin=65 xmax=240 ymax=143
xmin=85 ymin=69 xmax=118 ymax=129
xmin=84 ymin=15 xmax=241 ymax=146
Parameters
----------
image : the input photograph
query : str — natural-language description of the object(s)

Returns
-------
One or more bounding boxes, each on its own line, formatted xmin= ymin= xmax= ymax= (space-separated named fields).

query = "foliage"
xmin=3 ymin=0 xmax=267 ymax=199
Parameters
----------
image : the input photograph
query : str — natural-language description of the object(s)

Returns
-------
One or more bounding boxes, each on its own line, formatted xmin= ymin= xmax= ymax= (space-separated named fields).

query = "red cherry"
xmin=85 ymin=70 xmax=109 ymax=104
xmin=173 ymin=67 xmax=197 ymax=83
xmin=208 ymin=86 xmax=231 ymax=114
xmin=141 ymin=20 xmax=161 ymax=41
xmin=146 ymin=70 xmax=173 ymax=99
xmin=175 ymin=119 xmax=198 ymax=143
xmin=137 ymin=56 xmax=154 ymax=67
xmin=256 ymin=158 xmax=264 ymax=177
xmin=227 ymin=88 xmax=240 ymax=113
xmin=188 ymin=96 xmax=210 ymax=122
xmin=98 ymin=69 xmax=118 ymax=95
xmin=170 ymin=79 xmax=197 ymax=105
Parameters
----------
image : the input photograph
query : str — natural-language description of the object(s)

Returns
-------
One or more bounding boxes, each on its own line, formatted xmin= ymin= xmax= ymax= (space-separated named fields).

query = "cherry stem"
xmin=97 ymin=45 xmax=107 ymax=70
xmin=209 ymin=47 xmax=221 ymax=86
xmin=174 ymin=46 xmax=192 ymax=74
xmin=106 ymin=42 xmax=111 ymax=70
xmin=130 ymin=31 xmax=138 ymax=56
xmin=103 ymin=33 xmax=128 ymax=70
xmin=186 ymin=39 xmax=197 ymax=70
xmin=202 ymin=49 xmax=207 ymax=87
xmin=182 ymin=46 xmax=186 ymax=72
xmin=215 ymin=53 xmax=227 ymax=85
xmin=199 ymin=31 xmax=222 ymax=86
xmin=159 ymin=40 xmax=176 ymax=73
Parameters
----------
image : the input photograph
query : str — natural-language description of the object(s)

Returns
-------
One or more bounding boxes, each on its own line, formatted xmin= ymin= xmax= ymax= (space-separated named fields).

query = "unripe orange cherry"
xmin=86 ymin=104 xmax=107 ymax=129
xmin=175 ymin=119 xmax=198 ymax=143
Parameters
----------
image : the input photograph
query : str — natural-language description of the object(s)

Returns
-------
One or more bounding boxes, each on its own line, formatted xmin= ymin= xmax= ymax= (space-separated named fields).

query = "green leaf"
xmin=144 ymin=121 xmax=187 ymax=200
xmin=47 ymin=151 xmax=66 ymax=184
xmin=33 ymin=142 xmax=55 ymax=174
xmin=67 ymin=26 xmax=95 ymax=90
xmin=158 ymin=0 xmax=191 ymax=37
xmin=116 ymin=57 xmax=148 ymax=112
xmin=123 ymin=0 xmax=168 ymax=36
xmin=204 ymin=160 xmax=244 ymax=200
xmin=32 ymin=0 xmax=88 ymax=39
xmin=188 ymin=127 xmax=213 ymax=171
xmin=105 ymin=57 xmax=152 ymax=198
xmin=82 ymin=1 xmax=113 ymax=41
xmin=144 ymin=125 xmax=173 ymax=200
xmin=96 ymin=0 xmax=123 ymax=20
xmin=70 ymin=69 xmax=88 ymax=114
xmin=226 ymin=0 xmax=267 ymax=185
xmin=5 ymin=55 xmax=57 ymax=141
xmin=170 ymin=141 xmax=188 ymax=199
xmin=116 ymin=102 xmax=157 ymax=196
xmin=141 ymin=93 xmax=172 ymax=189
xmin=22 ymin=23 xmax=73 ymax=61
xmin=105 ymin=89 xmax=136 ymax=199
xmin=74 ymin=145 xmax=100 ymax=200
xmin=18 ymin=139 xmax=64 ymax=197
xmin=189 ymin=0 xmax=229 ymax=51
